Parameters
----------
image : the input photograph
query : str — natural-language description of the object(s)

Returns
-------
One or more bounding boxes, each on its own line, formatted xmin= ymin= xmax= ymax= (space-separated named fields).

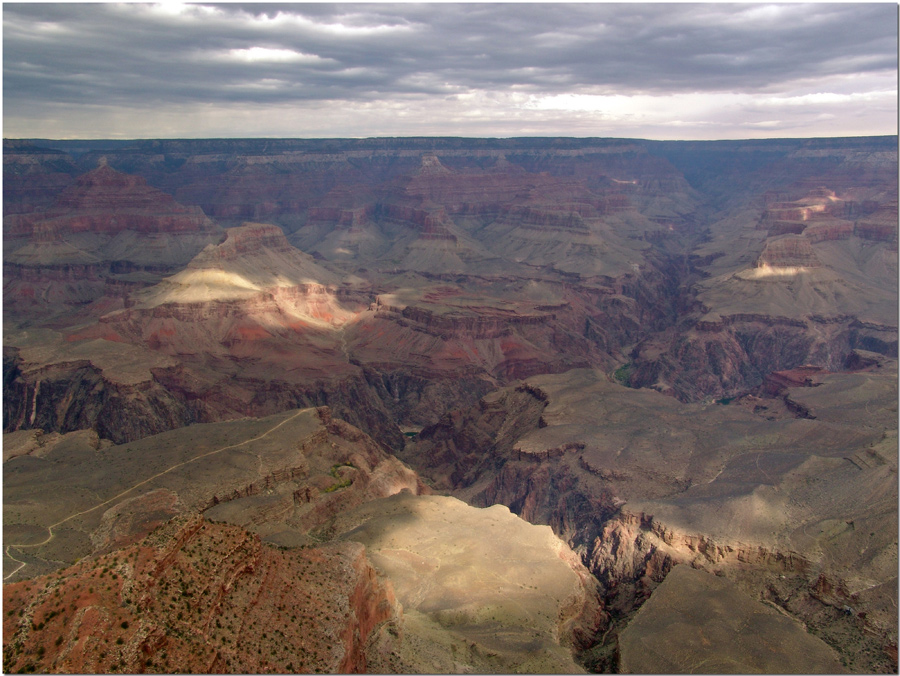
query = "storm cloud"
xmin=3 ymin=3 xmax=897 ymax=139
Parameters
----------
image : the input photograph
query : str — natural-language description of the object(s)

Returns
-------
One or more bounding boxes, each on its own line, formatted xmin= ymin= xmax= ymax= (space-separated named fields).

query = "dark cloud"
xmin=3 ymin=3 xmax=897 ymax=138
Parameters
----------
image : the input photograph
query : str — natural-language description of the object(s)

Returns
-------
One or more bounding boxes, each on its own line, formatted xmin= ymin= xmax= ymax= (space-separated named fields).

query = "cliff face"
xmin=757 ymin=235 xmax=822 ymax=268
xmin=407 ymin=367 xmax=898 ymax=672
xmin=626 ymin=316 xmax=862 ymax=402
xmin=856 ymin=200 xmax=899 ymax=247
xmin=3 ymin=352 xmax=194 ymax=444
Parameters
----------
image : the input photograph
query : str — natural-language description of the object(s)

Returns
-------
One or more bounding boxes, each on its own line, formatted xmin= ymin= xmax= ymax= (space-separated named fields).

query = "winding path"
xmin=3 ymin=409 xmax=307 ymax=582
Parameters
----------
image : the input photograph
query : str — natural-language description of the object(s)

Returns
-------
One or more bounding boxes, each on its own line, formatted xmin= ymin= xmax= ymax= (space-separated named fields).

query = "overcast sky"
xmin=3 ymin=2 xmax=898 ymax=140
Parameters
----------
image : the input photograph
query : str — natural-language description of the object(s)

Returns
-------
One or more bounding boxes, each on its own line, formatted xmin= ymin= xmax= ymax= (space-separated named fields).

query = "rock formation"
xmin=5 ymin=162 xmax=217 ymax=242
xmin=4 ymin=162 xmax=222 ymax=328
xmin=618 ymin=565 xmax=845 ymax=674
xmin=336 ymin=493 xmax=606 ymax=673
xmin=3 ymin=135 xmax=897 ymax=673
xmin=407 ymin=366 xmax=898 ymax=672
xmin=3 ymin=515 xmax=399 ymax=674
xmin=3 ymin=407 xmax=604 ymax=674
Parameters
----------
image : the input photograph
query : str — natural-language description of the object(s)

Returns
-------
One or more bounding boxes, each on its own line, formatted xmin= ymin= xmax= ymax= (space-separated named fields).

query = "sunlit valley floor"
xmin=3 ymin=136 xmax=897 ymax=673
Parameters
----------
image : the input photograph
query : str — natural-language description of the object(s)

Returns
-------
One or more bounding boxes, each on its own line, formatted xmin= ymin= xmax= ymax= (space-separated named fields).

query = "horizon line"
xmin=6 ymin=133 xmax=898 ymax=144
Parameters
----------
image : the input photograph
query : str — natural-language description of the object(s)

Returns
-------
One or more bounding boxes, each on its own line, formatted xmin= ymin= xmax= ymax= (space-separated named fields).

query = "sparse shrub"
xmin=613 ymin=363 xmax=633 ymax=385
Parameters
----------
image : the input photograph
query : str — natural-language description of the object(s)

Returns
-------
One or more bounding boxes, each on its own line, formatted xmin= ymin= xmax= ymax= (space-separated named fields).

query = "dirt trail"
xmin=3 ymin=409 xmax=307 ymax=581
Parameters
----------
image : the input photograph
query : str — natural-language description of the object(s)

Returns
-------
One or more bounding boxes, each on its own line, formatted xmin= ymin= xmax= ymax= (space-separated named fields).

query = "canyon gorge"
xmin=3 ymin=135 xmax=897 ymax=673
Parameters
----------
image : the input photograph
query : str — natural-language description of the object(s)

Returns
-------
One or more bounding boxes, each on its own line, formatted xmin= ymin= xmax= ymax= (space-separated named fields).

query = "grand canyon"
xmin=3 ymin=135 xmax=897 ymax=673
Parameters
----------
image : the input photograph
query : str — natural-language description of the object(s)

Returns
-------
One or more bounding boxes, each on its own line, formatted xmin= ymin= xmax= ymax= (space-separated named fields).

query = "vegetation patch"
xmin=324 ymin=463 xmax=355 ymax=493
xmin=613 ymin=363 xmax=633 ymax=386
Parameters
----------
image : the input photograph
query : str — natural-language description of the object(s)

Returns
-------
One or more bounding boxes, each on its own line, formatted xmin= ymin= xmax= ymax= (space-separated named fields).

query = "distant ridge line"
xmin=5 ymin=134 xmax=897 ymax=155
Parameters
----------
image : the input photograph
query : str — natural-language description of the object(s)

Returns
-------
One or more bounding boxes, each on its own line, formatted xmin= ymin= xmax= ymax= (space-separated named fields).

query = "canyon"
xmin=3 ymin=135 xmax=897 ymax=673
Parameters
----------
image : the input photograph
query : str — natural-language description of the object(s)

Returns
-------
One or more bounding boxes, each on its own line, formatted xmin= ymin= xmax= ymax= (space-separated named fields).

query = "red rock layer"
xmin=2 ymin=515 xmax=398 ymax=674
xmin=759 ymin=187 xmax=898 ymax=248
xmin=379 ymin=204 xmax=457 ymax=240
xmin=803 ymin=218 xmax=855 ymax=243
xmin=760 ymin=365 xmax=826 ymax=397
xmin=2 ymin=143 xmax=79 ymax=215
xmin=855 ymin=201 xmax=898 ymax=245
xmin=496 ymin=204 xmax=592 ymax=233
xmin=196 ymin=222 xmax=288 ymax=260
xmin=5 ymin=164 xmax=216 ymax=239
xmin=756 ymin=236 xmax=822 ymax=268
xmin=759 ymin=187 xmax=848 ymax=236
xmin=306 ymin=205 xmax=374 ymax=230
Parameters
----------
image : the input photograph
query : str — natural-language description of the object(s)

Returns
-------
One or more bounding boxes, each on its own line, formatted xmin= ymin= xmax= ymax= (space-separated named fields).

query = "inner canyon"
xmin=3 ymin=135 xmax=897 ymax=673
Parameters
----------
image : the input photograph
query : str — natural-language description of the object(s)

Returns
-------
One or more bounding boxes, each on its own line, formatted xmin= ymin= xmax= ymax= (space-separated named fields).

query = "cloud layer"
xmin=3 ymin=3 xmax=897 ymax=139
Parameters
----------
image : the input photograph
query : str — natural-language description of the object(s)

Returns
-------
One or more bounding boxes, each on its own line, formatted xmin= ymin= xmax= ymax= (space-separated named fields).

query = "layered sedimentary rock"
xmin=3 ymin=406 xmax=428 ymax=581
xmin=627 ymin=160 xmax=897 ymax=402
xmin=3 ymin=163 xmax=222 ymax=327
xmin=2 ymin=135 xmax=897 ymax=673
xmin=2 ymin=140 xmax=79 ymax=215
xmin=6 ymin=136 xmax=894 ymax=435
xmin=407 ymin=366 xmax=898 ymax=672
xmin=5 ymin=162 xmax=217 ymax=242
xmin=759 ymin=187 xmax=847 ymax=236
xmin=856 ymin=200 xmax=899 ymax=246
xmin=4 ymin=222 xmax=407 ymax=448
xmin=756 ymin=235 xmax=822 ymax=269
xmin=3 ymin=139 xmax=693 ymax=444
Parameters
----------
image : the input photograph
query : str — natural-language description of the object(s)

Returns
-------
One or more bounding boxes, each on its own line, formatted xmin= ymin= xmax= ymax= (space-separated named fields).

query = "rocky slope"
xmin=629 ymin=179 xmax=897 ymax=402
xmin=335 ymin=492 xmax=606 ymax=674
xmin=3 ymin=516 xmax=398 ymax=674
xmin=3 ymin=406 xmax=423 ymax=579
xmin=618 ymin=565 xmax=845 ymax=674
xmin=3 ymin=221 xmax=406 ymax=448
xmin=407 ymin=364 xmax=898 ymax=672
xmin=3 ymin=408 xmax=604 ymax=674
